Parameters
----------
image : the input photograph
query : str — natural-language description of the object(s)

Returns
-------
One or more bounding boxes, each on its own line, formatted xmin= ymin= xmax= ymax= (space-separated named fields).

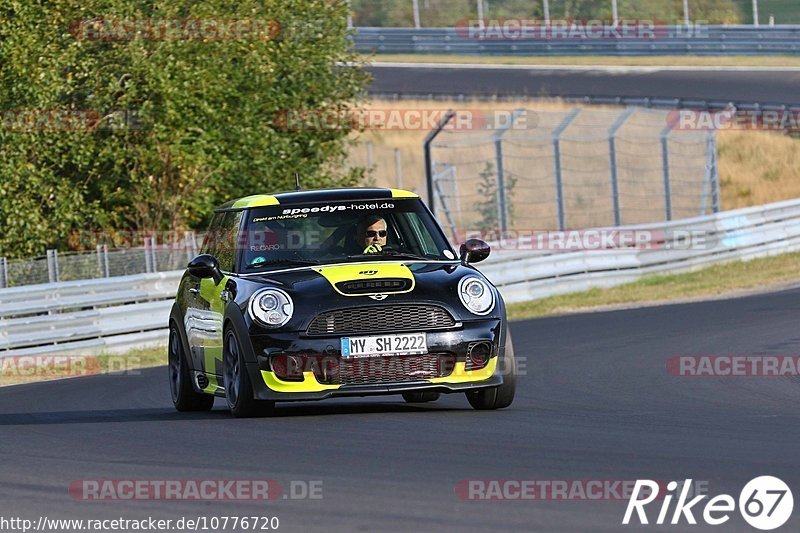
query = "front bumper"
xmin=243 ymin=319 xmax=505 ymax=401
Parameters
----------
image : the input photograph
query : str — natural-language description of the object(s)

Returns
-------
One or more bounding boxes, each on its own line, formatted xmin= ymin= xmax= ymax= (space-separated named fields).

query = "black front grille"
xmin=336 ymin=278 xmax=412 ymax=294
xmin=317 ymin=354 xmax=456 ymax=385
xmin=307 ymin=304 xmax=456 ymax=335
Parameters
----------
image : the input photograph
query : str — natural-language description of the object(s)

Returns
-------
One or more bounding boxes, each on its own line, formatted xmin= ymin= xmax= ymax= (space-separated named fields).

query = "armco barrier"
xmin=479 ymin=197 xmax=800 ymax=303
xmin=353 ymin=26 xmax=800 ymax=56
xmin=0 ymin=272 xmax=181 ymax=357
xmin=3 ymin=197 xmax=800 ymax=356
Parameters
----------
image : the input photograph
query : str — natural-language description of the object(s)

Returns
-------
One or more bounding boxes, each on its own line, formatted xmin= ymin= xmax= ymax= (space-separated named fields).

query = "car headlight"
xmin=248 ymin=288 xmax=294 ymax=328
xmin=458 ymin=276 xmax=495 ymax=315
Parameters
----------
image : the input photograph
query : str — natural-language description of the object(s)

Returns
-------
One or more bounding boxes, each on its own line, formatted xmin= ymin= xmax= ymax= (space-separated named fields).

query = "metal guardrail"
xmin=0 ymin=272 xmax=181 ymax=356
xmin=4 ymin=197 xmax=800 ymax=356
xmin=354 ymin=26 xmax=800 ymax=55
xmin=479 ymin=197 xmax=800 ymax=303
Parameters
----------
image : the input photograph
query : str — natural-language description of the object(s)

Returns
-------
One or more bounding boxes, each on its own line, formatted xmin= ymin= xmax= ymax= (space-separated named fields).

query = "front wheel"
xmin=466 ymin=329 xmax=516 ymax=410
xmin=223 ymin=329 xmax=275 ymax=418
xmin=168 ymin=325 xmax=214 ymax=412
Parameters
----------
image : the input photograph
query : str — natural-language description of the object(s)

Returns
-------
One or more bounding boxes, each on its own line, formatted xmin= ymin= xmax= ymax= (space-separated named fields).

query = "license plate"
xmin=340 ymin=333 xmax=427 ymax=358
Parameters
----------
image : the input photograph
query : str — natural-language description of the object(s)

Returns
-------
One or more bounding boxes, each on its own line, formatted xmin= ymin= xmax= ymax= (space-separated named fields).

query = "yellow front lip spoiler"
xmin=260 ymin=359 xmax=497 ymax=393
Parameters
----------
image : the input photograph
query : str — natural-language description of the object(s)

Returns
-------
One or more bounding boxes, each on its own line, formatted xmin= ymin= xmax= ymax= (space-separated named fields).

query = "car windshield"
xmin=239 ymin=199 xmax=457 ymax=272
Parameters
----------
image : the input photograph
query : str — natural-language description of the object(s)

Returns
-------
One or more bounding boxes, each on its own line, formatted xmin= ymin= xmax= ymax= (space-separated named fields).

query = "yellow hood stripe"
xmin=313 ymin=263 xmax=415 ymax=296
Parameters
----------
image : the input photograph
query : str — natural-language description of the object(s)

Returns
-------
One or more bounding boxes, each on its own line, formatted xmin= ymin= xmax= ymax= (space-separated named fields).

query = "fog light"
xmin=466 ymin=342 xmax=492 ymax=370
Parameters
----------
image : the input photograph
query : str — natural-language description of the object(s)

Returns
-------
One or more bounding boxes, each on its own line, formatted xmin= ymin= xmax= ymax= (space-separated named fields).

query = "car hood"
xmin=237 ymin=261 xmax=500 ymax=328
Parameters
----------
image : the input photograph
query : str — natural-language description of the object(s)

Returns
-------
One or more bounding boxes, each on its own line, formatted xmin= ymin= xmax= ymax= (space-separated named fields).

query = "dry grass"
xmin=718 ymin=130 xmax=800 ymax=209
xmin=364 ymin=54 xmax=800 ymax=68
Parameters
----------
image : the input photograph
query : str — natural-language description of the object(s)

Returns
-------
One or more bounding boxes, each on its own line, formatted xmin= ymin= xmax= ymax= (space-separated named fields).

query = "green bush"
xmin=0 ymin=0 xmax=369 ymax=259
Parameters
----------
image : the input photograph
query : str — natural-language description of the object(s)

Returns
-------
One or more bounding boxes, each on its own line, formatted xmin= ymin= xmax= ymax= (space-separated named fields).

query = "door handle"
xmin=188 ymin=288 xmax=200 ymax=294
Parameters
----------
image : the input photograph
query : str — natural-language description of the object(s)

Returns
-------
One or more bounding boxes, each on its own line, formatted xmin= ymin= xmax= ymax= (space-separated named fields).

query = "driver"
xmin=357 ymin=215 xmax=388 ymax=254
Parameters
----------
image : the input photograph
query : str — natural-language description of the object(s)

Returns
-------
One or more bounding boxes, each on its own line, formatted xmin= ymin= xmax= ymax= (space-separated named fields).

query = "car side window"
xmin=406 ymin=213 xmax=439 ymax=256
xmin=200 ymin=211 xmax=242 ymax=272
xmin=216 ymin=211 xmax=243 ymax=273
xmin=201 ymin=213 xmax=225 ymax=257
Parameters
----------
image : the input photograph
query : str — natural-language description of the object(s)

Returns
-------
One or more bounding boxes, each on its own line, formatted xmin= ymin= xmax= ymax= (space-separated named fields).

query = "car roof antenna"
xmin=294 ymin=172 xmax=301 ymax=191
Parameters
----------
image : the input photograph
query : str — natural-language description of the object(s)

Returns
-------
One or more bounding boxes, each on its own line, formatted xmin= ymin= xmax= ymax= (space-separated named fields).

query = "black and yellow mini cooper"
xmin=168 ymin=188 xmax=516 ymax=417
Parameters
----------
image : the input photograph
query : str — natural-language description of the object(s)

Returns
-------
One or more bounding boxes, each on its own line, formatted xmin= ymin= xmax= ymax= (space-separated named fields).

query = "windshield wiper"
xmin=245 ymin=258 xmax=321 ymax=269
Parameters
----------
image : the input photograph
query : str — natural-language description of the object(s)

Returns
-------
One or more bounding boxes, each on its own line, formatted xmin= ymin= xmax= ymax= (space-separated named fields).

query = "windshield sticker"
xmin=253 ymin=202 xmax=397 ymax=223
xmin=281 ymin=202 xmax=395 ymax=215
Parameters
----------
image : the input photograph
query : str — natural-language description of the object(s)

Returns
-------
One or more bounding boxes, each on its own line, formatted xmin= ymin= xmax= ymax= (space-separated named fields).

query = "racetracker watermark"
xmin=0 ymin=356 xmax=142 ymax=382
xmin=668 ymin=109 xmax=800 ymax=133
xmin=456 ymin=479 xmax=707 ymax=501
xmin=272 ymin=109 xmax=537 ymax=131
xmin=1 ymin=356 xmax=100 ymax=379
xmin=270 ymin=353 xmax=524 ymax=381
xmin=667 ymin=355 xmax=800 ymax=377
xmin=0 ymin=109 xmax=144 ymax=132
xmin=69 ymin=480 xmax=322 ymax=501
xmin=69 ymin=18 xmax=280 ymax=41
xmin=623 ymin=476 xmax=793 ymax=529
xmin=454 ymin=18 xmax=679 ymax=40
xmin=457 ymin=229 xmax=712 ymax=251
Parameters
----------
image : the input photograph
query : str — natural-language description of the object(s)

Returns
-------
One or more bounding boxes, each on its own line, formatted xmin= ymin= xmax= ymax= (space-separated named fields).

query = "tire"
xmin=402 ymin=391 xmax=441 ymax=403
xmin=223 ymin=328 xmax=275 ymax=418
xmin=169 ymin=324 xmax=214 ymax=412
xmin=466 ymin=329 xmax=516 ymax=410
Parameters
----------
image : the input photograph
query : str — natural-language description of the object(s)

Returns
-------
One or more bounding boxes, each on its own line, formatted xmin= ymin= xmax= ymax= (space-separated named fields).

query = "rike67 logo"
xmin=623 ymin=476 xmax=793 ymax=530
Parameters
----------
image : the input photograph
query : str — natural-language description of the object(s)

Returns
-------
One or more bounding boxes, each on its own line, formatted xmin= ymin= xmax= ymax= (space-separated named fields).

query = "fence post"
xmin=144 ymin=237 xmax=153 ymax=273
xmin=151 ymin=233 xmax=159 ymax=272
xmin=698 ymin=130 xmax=722 ymax=215
xmin=660 ymin=121 xmax=674 ymax=221
xmin=752 ymin=0 xmax=760 ymax=27
xmin=552 ymin=109 xmax=581 ymax=231
xmin=102 ymin=244 xmax=110 ymax=277
xmin=492 ymin=109 xmax=525 ymax=234
xmin=708 ymin=130 xmax=721 ymax=213
xmin=46 ymin=249 xmax=60 ymax=283
xmin=96 ymin=245 xmax=104 ymax=278
xmin=424 ymin=110 xmax=456 ymax=214
xmin=395 ymin=148 xmax=403 ymax=189
xmin=184 ymin=231 xmax=195 ymax=264
xmin=608 ymin=107 xmax=636 ymax=227
xmin=191 ymin=231 xmax=199 ymax=257
xmin=0 ymin=257 xmax=7 ymax=289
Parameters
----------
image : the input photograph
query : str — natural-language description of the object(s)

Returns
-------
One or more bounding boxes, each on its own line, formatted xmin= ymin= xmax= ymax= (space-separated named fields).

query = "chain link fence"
xmin=0 ymin=233 xmax=199 ymax=288
xmin=426 ymin=106 xmax=719 ymax=241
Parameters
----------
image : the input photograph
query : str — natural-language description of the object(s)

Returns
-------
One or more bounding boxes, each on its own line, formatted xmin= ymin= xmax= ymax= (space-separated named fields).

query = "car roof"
xmin=215 ymin=187 xmax=419 ymax=212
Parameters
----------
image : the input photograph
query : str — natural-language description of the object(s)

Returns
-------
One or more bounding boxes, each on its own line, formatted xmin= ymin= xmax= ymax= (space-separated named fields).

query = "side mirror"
xmin=187 ymin=254 xmax=224 ymax=285
xmin=459 ymin=239 xmax=491 ymax=264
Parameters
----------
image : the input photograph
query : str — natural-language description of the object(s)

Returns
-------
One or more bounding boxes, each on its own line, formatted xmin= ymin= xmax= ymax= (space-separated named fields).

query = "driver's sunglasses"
xmin=366 ymin=230 xmax=387 ymax=238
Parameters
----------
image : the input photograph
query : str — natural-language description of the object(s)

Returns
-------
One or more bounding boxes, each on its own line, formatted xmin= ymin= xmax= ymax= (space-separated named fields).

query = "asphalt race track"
xmin=367 ymin=64 xmax=800 ymax=107
xmin=2 ymin=287 xmax=799 ymax=532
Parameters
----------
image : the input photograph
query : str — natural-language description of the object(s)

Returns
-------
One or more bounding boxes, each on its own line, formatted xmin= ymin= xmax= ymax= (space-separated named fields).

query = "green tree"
xmin=0 ymin=0 xmax=369 ymax=258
